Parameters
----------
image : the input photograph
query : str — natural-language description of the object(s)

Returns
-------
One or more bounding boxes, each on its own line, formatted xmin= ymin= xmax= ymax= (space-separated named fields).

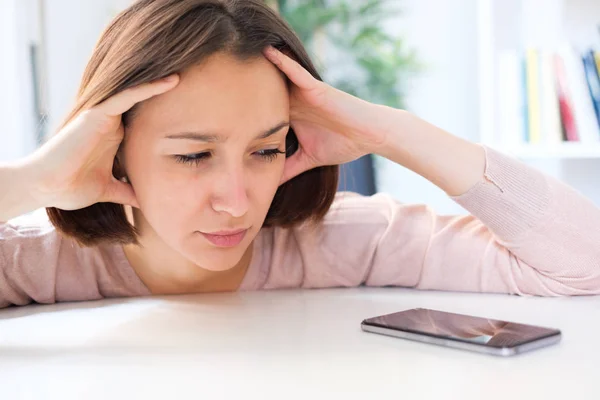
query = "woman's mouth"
xmin=198 ymin=228 xmax=249 ymax=248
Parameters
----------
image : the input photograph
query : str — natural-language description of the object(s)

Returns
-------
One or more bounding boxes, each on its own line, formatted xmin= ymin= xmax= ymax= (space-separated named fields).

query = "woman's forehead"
xmin=130 ymin=52 xmax=290 ymax=138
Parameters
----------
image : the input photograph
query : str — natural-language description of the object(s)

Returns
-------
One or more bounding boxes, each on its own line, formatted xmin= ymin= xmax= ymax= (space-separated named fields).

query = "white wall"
xmin=0 ymin=0 xmax=37 ymax=162
xmin=43 ymin=0 xmax=132 ymax=135
xmin=0 ymin=0 xmax=130 ymax=162
xmin=374 ymin=0 xmax=600 ymax=212
xmin=375 ymin=0 xmax=480 ymax=215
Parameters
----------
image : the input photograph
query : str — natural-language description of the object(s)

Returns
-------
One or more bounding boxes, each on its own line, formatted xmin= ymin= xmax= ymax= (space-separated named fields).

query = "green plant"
xmin=269 ymin=0 xmax=420 ymax=109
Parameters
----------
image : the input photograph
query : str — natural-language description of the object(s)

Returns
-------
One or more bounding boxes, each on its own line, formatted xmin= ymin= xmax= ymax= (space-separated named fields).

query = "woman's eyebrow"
xmin=163 ymin=121 xmax=290 ymax=142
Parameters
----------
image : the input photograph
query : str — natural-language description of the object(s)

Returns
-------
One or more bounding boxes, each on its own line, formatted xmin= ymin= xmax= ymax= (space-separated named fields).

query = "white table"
xmin=0 ymin=288 xmax=598 ymax=399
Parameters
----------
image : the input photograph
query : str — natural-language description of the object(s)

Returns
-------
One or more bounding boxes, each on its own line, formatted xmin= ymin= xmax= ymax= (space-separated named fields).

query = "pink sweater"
xmin=1 ymin=146 xmax=600 ymax=308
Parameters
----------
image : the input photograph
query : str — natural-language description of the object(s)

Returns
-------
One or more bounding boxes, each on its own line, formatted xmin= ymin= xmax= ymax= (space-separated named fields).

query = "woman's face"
xmin=121 ymin=52 xmax=289 ymax=272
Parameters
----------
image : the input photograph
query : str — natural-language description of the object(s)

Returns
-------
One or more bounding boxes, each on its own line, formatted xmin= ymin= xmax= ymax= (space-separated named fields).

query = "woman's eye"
xmin=254 ymin=148 xmax=285 ymax=162
xmin=174 ymin=152 xmax=211 ymax=166
xmin=174 ymin=149 xmax=284 ymax=167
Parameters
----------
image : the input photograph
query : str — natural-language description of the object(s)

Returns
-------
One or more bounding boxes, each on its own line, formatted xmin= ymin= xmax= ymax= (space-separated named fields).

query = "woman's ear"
xmin=285 ymin=128 xmax=299 ymax=157
xmin=112 ymin=147 xmax=129 ymax=183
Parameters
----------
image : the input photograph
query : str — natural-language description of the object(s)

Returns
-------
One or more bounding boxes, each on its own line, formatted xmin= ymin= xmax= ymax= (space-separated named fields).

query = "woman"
xmin=1 ymin=0 xmax=599 ymax=309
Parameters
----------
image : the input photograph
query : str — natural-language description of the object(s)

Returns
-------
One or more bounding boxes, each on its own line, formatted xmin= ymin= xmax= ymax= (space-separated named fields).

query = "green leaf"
xmin=277 ymin=0 xmax=422 ymax=109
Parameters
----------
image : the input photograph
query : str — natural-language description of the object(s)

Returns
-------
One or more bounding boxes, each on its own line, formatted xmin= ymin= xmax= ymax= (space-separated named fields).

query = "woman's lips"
xmin=199 ymin=229 xmax=248 ymax=248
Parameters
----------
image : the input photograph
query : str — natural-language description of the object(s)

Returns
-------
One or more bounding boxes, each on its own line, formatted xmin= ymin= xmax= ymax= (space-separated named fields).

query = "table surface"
xmin=0 ymin=287 xmax=598 ymax=400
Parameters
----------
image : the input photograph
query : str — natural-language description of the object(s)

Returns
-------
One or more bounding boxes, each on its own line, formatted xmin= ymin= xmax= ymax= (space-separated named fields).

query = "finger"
xmin=102 ymin=178 xmax=140 ymax=208
xmin=280 ymin=149 xmax=313 ymax=185
xmin=97 ymin=74 xmax=180 ymax=117
xmin=263 ymin=46 xmax=317 ymax=90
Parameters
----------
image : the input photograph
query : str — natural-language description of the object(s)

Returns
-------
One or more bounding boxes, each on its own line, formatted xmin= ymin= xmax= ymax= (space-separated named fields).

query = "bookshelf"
xmin=477 ymin=0 xmax=600 ymax=159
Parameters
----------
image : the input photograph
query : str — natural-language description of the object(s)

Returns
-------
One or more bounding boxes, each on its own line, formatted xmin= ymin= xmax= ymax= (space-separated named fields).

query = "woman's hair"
xmin=46 ymin=0 xmax=339 ymax=247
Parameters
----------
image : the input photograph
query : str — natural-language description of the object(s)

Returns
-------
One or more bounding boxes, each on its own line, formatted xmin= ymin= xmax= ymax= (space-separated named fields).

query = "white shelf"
xmin=495 ymin=142 xmax=600 ymax=159
xmin=477 ymin=0 xmax=600 ymax=160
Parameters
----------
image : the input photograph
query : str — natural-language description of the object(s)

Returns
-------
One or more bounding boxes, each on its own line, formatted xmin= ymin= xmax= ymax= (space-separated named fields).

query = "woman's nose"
xmin=211 ymin=167 xmax=250 ymax=218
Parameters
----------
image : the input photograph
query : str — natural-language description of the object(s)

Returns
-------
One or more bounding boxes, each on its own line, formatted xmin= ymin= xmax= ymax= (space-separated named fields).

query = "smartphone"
xmin=361 ymin=308 xmax=561 ymax=356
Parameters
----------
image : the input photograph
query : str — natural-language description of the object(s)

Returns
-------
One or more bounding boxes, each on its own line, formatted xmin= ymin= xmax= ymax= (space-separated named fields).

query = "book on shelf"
xmin=583 ymin=50 xmax=600 ymax=128
xmin=554 ymin=53 xmax=579 ymax=142
xmin=496 ymin=44 xmax=600 ymax=148
xmin=540 ymin=51 xmax=563 ymax=145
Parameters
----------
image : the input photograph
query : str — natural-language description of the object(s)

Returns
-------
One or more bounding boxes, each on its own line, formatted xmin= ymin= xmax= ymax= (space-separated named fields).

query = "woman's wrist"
xmin=372 ymin=108 xmax=486 ymax=197
xmin=0 ymin=159 xmax=49 ymax=221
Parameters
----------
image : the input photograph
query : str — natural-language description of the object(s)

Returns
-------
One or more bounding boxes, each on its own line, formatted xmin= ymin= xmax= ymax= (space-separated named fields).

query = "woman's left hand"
xmin=263 ymin=46 xmax=392 ymax=183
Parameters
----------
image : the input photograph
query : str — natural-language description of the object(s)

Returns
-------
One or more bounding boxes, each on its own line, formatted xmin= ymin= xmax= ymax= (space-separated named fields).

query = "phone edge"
xmin=361 ymin=322 xmax=561 ymax=356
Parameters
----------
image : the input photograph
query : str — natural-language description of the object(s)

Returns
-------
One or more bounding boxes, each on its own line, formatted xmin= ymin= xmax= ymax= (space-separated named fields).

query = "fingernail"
xmin=264 ymin=46 xmax=277 ymax=58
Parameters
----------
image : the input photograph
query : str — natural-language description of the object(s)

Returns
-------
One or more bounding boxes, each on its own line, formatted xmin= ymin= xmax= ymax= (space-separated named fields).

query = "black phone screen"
xmin=362 ymin=308 xmax=561 ymax=348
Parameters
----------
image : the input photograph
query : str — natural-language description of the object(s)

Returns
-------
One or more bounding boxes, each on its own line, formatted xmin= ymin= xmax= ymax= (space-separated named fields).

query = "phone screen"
xmin=362 ymin=308 xmax=560 ymax=348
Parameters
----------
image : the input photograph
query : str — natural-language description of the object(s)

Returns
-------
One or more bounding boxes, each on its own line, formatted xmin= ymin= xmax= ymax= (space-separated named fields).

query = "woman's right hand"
xmin=26 ymin=75 xmax=179 ymax=211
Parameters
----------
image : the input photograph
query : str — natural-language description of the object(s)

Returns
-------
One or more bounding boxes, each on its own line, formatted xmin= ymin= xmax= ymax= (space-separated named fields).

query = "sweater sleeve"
xmin=0 ymin=214 xmax=148 ymax=308
xmin=260 ymin=146 xmax=600 ymax=296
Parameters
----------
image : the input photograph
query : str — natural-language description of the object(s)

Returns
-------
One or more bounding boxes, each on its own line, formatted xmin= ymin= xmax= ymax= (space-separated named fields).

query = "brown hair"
xmin=46 ymin=0 xmax=339 ymax=247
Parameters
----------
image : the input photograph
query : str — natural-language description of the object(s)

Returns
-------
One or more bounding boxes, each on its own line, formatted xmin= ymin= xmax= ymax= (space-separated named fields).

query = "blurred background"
xmin=1 ymin=0 xmax=599 ymax=215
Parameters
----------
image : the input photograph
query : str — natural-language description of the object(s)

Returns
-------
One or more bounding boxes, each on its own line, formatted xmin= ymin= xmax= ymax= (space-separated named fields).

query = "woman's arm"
xmin=0 ymin=160 xmax=45 ymax=222
xmin=262 ymin=166 xmax=600 ymax=295
xmin=0 ymin=75 xmax=179 ymax=224
xmin=375 ymin=108 xmax=600 ymax=293
xmin=0 ymin=151 xmax=151 ymax=308
xmin=262 ymin=46 xmax=600 ymax=295
xmin=374 ymin=109 xmax=486 ymax=197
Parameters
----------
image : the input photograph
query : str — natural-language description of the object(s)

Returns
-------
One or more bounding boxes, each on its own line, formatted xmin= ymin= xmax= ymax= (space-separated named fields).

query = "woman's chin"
xmin=197 ymin=261 xmax=239 ymax=272
xmin=184 ymin=244 xmax=250 ymax=272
